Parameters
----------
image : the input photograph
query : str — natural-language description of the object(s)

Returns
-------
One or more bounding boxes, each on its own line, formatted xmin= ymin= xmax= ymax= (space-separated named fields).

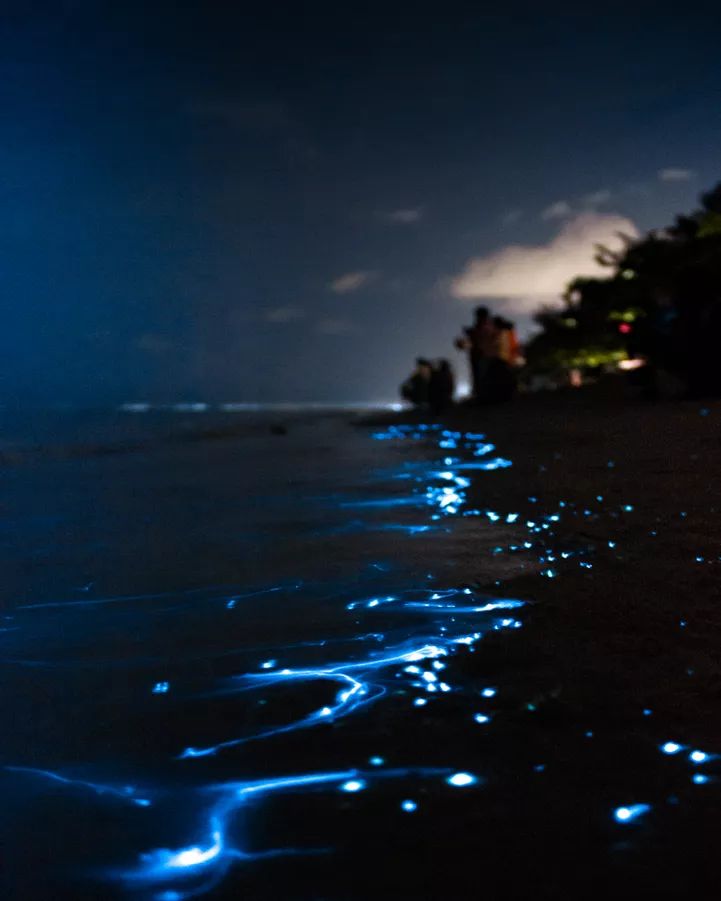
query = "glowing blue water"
xmin=2 ymin=412 xmax=716 ymax=898
xmin=0 ymin=414 xmax=524 ymax=898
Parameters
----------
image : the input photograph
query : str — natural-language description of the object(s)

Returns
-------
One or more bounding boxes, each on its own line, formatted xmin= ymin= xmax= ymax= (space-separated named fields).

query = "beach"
xmin=2 ymin=388 xmax=721 ymax=899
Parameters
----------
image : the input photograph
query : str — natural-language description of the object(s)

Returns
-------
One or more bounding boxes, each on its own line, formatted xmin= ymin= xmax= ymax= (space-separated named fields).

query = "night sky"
xmin=3 ymin=3 xmax=720 ymax=404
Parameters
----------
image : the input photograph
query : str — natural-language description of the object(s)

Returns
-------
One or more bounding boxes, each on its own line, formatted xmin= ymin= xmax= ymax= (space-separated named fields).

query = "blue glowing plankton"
xmin=447 ymin=772 xmax=477 ymax=788
xmin=613 ymin=804 xmax=650 ymax=824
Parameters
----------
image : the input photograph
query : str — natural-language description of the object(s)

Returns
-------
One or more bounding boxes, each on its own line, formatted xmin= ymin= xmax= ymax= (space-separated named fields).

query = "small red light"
xmin=618 ymin=323 xmax=632 ymax=334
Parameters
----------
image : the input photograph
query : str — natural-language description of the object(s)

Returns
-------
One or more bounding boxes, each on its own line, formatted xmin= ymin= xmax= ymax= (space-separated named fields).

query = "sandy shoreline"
xmin=371 ymin=381 xmax=721 ymax=740
xmin=354 ymin=381 xmax=721 ymax=894
xmin=4 ymin=387 xmax=721 ymax=898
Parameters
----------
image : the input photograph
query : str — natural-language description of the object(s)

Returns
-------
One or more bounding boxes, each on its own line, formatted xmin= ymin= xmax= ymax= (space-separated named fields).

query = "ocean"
xmin=0 ymin=407 xmax=524 ymax=900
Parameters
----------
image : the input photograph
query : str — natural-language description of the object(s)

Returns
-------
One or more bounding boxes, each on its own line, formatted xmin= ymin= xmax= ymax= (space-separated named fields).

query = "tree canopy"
xmin=525 ymin=182 xmax=721 ymax=373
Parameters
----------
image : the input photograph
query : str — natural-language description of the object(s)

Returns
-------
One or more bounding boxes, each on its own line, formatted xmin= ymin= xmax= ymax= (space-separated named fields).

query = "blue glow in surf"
xmin=164 ymin=828 xmax=224 ymax=869
xmin=123 ymin=770 xmax=358 ymax=890
xmin=351 ymin=429 xmax=512 ymax=520
xmin=122 ymin=767 xmax=462 ymax=893
xmin=176 ymin=618 xmax=512 ymax=759
xmin=15 ymin=414 xmax=715 ymax=900
xmin=447 ymin=772 xmax=477 ymax=787
xmin=9 ymin=421 xmax=556 ymax=900
xmin=340 ymin=779 xmax=366 ymax=792
xmin=6 ymin=766 xmax=152 ymax=807
xmin=614 ymin=804 xmax=650 ymax=823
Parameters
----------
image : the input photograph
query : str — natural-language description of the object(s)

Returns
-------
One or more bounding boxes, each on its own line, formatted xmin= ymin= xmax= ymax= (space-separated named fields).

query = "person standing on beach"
xmin=400 ymin=357 xmax=433 ymax=406
xmin=428 ymin=359 xmax=455 ymax=414
xmin=455 ymin=306 xmax=498 ymax=400
xmin=495 ymin=317 xmax=522 ymax=367
xmin=488 ymin=316 xmax=519 ymax=401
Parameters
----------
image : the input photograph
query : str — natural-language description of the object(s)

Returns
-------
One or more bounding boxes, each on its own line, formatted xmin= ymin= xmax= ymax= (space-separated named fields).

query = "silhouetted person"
xmin=455 ymin=306 xmax=498 ymax=400
xmin=428 ymin=359 xmax=455 ymax=414
xmin=495 ymin=316 xmax=522 ymax=367
xmin=400 ymin=357 xmax=432 ymax=406
xmin=482 ymin=317 xmax=517 ymax=402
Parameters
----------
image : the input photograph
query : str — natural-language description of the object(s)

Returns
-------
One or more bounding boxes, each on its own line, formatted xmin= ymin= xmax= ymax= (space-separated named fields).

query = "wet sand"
xmin=364 ymin=380 xmax=721 ymax=896
xmin=434 ymin=380 xmax=721 ymax=739
xmin=3 ymin=390 xmax=721 ymax=899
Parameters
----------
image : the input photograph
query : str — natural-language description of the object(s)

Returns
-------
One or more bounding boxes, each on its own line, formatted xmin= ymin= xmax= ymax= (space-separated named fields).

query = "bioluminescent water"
xmin=0 ymin=410 xmax=717 ymax=898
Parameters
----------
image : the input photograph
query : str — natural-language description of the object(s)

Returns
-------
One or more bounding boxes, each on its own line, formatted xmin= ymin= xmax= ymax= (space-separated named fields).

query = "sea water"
xmin=0 ymin=407 xmax=525 ymax=899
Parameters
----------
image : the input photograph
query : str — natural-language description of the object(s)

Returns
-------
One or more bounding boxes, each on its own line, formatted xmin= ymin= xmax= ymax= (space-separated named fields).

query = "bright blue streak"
xmin=6 ymin=766 xmax=151 ymax=807
xmin=614 ymin=804 xmax=650 ymax=823
xmin=123 ymin=767 xmax=454 ymax=891
xmin=179 ymin=640 xmax=460 ymax=759
xmin=175 ymin=586 xmax=515 ymax=759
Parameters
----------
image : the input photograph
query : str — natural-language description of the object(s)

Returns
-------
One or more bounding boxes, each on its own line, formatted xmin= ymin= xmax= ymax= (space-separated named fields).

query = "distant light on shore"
xmin=617 ymin=358 xmax=645 ymax=371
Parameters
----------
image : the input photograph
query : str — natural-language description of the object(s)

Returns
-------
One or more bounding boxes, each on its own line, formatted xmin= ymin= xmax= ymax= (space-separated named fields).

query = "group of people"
xmin=400 ymin=357 xmax=455 ymax=414
xmin=455 ymin=306 xmax=521 ymax=402
xmin=400 ymin=306 xmax=522 ymax=411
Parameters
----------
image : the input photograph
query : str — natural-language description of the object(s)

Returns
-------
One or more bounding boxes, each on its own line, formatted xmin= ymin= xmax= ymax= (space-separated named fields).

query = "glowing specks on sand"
xmin=340 ymin=779 xmax=366 ymax=793
xmin=614 ymin=804 xmax=650 ymax=823
xmin=447 ymin=772 xmax=477 ymax=788
xmin=401 ymin=799 xmax=418 ymax=812
xmin=661 ymin=742 xmax=683 ymax=755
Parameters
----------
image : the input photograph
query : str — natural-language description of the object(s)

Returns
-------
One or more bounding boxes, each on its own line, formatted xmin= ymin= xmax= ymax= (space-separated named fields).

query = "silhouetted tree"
xmin=526 ymin=180 xmax=721 ymax=394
